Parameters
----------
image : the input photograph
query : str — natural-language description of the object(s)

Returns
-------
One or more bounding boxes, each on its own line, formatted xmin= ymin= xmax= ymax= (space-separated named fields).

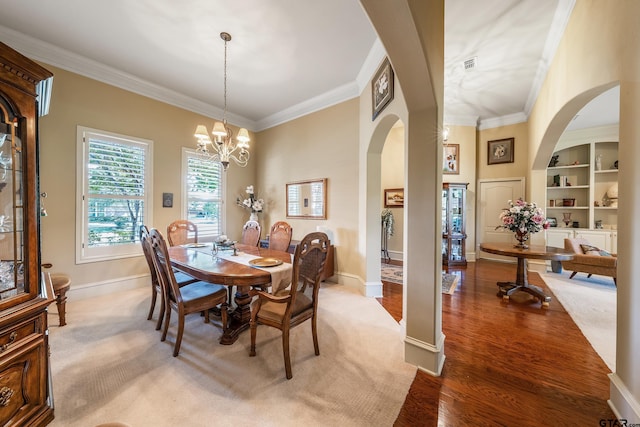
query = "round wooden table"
xmin=479 ymin=242 xmax=575 ymax=307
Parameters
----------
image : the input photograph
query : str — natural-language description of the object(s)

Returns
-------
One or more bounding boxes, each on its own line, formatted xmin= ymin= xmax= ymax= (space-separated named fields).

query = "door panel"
xmin=478 ymin=179 xmax=525 ymax=261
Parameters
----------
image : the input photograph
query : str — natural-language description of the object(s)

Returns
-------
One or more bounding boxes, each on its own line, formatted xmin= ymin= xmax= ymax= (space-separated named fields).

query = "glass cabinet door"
xmin=442 ymin=182 xmax=468 ymax=266
xmin=0 ymin=101 xmax=26 ymax=302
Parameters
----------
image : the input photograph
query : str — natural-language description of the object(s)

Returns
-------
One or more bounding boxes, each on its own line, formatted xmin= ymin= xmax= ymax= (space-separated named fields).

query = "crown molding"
xmin=254 ymin=82 xmax=360 ymax=131
xmin=0 ymin=24 xmax=259 ymax=131
xmin=524 ymin=0 xmax=576 ymax=116
xmin=444 ymin=114 xmax=479 ymax=127
xmin=478 ymin=112 xmax=528 ymax=130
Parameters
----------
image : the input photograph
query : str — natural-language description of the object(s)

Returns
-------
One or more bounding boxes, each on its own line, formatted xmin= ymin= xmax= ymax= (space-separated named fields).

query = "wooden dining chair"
xmin=249 ymin=231 xmax=329 ymax=379
xmin=241 ymin=220 xmax=261 ymax=246
xmin=148 ymin=228 xmax=228 ymax=356
xmin=268 ymin=221 xmax=293 ymax=252
xmin=139 ymin=225 xmax=197 ymax=331
xmin=166 ymin=220 xmax=198 ymax=246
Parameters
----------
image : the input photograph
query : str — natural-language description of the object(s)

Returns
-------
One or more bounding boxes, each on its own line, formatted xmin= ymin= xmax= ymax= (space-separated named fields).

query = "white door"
xmin=477 ymin=178 xmax=525 ymax=260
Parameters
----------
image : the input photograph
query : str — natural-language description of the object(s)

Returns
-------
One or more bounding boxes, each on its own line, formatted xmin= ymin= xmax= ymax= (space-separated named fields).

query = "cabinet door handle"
xmin=0 ymin=331 xmax=17 ymax=353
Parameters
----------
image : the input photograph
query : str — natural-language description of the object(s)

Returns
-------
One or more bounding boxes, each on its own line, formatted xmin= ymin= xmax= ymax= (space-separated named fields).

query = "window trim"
xmin=75 ymin=126 xmax=153 ymax=263
xmin=181 ymin=147 xmax=226 ymax=240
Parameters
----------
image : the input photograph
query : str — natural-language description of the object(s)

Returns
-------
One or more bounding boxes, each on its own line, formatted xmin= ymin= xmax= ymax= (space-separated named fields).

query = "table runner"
xmin=185 ymin=243 xmax=293 ymax=293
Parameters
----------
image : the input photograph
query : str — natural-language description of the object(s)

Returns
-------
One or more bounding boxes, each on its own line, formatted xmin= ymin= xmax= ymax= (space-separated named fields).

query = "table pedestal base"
xmin=497 ymin=281 xmax=550 ymax=307
xmin=219 ymin=285 xmax=253 ymax=345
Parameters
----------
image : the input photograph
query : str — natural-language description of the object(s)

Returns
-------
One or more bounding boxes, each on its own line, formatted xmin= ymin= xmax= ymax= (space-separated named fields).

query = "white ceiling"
xmin=0 ymin=0 xmax=618 ymax=132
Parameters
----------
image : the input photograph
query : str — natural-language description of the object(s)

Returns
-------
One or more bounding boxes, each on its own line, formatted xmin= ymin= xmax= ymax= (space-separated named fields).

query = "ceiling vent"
xmin=464 ymin=56 xmax=478 ymax=71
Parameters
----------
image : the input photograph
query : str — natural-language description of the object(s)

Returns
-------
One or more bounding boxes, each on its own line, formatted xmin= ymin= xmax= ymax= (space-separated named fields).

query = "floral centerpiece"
xmin=496 ymin=199 xmax=549 ymax=248
xmin=236 ymin=185 xmax=264 ymax=221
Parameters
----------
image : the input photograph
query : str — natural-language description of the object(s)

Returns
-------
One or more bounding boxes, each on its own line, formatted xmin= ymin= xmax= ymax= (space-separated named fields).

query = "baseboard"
xmin=67 ymin=274 xmax=148 ymax=301
xmin=331 ymin=271 xmax=382 ymax=297
xmin=404 ymin=333 xmax=446 ymax=376
xmin=608 ymin=373 xmax=640 ymax=423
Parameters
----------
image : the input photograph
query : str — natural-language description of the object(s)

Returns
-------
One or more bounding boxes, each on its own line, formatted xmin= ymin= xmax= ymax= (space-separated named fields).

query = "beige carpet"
xmin=47 ymin=283 xmax=416 ymax=427
xmin=540 ymin=271 xmax=616 ymax=371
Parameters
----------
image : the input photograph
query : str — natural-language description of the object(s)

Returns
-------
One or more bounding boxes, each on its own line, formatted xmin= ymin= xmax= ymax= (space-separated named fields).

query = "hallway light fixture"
xmin=443 ymin=126 xmax=450 ymax=142
xmin=194 ymin=32 xmax=250 ymax=171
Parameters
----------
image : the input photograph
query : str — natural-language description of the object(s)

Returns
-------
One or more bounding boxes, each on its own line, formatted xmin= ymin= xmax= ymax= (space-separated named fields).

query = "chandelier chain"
xmin=223 ymin=36 xmax=228 ymax=123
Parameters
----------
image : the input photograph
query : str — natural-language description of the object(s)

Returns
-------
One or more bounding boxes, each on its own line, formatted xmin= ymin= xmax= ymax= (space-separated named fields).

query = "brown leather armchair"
xmin=561 ymin=238 xmax=617 ymax=286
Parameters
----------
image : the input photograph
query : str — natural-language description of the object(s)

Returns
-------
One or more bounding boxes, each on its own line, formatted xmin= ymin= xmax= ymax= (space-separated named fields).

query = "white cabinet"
xmin=546 ymin=228 xmax=617 ymax=253
xmin=574 ymin=230 xmax=609 ymax=250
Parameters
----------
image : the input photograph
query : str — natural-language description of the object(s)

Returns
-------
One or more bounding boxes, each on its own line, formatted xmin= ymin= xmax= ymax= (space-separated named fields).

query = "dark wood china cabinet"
xmin=0 ymin=42 xmax=55 ymax=426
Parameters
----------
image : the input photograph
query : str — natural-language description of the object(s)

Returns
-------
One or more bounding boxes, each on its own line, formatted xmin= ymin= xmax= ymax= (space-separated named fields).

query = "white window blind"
xmin=76 ymin=127 xmax=152 ymax=263
xmin=182 ymin=149 xmax=224 ymax=238
xmin=288 ymin=184 xmax=300 ymax=216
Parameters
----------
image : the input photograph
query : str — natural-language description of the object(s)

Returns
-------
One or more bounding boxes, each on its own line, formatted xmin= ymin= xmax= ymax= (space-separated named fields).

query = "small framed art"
xmin=443 ymin=144 xmax=459 ymax=174
xmin=372 ymin=57 xmax=394 ymax=120
xmin=487 ymin=138 xmax=515 ymax=165
xmin=547 ymin=217 xmax=557 ymax=227
xmin=384 ymin=188 xmax=404 ymax=208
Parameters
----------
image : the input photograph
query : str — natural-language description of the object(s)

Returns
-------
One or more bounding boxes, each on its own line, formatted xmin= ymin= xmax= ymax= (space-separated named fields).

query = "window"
xmin=76 ymin=127 xmax=152 ymax=263
xmin=182 ymin=148 xmax=224 ymax=239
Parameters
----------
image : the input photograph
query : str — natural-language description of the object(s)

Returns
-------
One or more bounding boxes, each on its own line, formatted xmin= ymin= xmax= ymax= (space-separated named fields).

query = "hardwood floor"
xmin=377 ymin=259 xmax=615 ymax=426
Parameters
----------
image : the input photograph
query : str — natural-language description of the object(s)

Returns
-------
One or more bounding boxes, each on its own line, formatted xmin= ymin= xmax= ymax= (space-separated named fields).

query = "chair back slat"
xmin=167 ymin=220 xmax=198 ymax=246
xmin=241 ymin=220 xmax=261 ymax=246
xmin=289 ymin=232 xmax=329 ymax=311
xmin=269 ymin=221 xmax=293 ymax=252
xmin=149 ymin=228 xmax=183 ymax=305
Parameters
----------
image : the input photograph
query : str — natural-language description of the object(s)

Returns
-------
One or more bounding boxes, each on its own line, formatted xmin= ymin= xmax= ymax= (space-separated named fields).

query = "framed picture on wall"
xmin=488 ymin=137 xmax=515 ymax=165
xmin=384 ymin=188 xmax=404 ymax=208
xmin=372 ymin=57 xmax=394 ymax=120
xmin=443 ymin=144 xmax=459 ymax=174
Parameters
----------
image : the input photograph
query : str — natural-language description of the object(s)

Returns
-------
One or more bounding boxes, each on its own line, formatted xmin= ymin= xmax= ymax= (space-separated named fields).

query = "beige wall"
xmin=39 ymin=65 xmax=255 ymax=289
xmin=525 ymin=1 xmax=640 ymax=420
xmin=477 ymin=122 xmax=529 ymax=182
xmin=381 ymin=126 xmax=404 ymax=256
xmin=255 ymin=99 xmax=360 ymax=276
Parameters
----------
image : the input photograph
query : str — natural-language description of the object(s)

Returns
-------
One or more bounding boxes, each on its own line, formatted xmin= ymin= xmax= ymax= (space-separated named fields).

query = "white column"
xmin=609 ymin=80 xmax=640 ymax=421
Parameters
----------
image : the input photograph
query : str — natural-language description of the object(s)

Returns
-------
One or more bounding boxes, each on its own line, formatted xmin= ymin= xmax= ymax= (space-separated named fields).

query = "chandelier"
xmin=194 ymin=32 xmax=250 ymax=171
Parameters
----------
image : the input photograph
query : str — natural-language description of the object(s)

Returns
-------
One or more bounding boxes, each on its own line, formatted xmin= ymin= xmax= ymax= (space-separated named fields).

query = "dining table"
xmin=167 ymin=242 xmax=293 ymax=344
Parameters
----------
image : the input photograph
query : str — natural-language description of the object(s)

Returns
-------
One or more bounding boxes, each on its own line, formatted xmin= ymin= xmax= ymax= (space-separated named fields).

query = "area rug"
xmin=381 ymin=264 xmax=459 ymax=294
xmin=540 ymin=271 xmax=616 ymax=371
xmin=47 ymin=284 xmax=416 ymax=427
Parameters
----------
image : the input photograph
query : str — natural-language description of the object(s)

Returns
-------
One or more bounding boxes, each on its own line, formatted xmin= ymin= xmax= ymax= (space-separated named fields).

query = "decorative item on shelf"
xmin=547 ymin=217 xmax=557 ymax=227
xmin=613 ymin=160 xmax=618 ymax=169
xmin=595 ymin=154 xmax=602 ymax=171
xmin=236 ymin=185 xmax=264 ymax=221
xmin=495 ymin=199 xmax=549 ymax=249
xmin=548 ymin=154 xmax=559 ymax=167
xmin=595 ymin=220 xmax=603 ymax=229
xmin=193 ymin=32 xmax=250 ymax=171
xmin=605 ymin=182 xmax=618 ymax=208
xmin=562 ymin=212 xmax=572 ymax=228
xmin=562 ymin=198 xmax=575 ymax=207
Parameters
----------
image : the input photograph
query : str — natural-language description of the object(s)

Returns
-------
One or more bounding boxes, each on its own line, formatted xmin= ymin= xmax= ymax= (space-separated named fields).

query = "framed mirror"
xmin=286 ymin=178 xmax=327 ymax=219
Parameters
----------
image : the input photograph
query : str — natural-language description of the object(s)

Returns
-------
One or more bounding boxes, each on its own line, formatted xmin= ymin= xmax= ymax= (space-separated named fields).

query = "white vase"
xmin=249 ymin=212 xmax=258 ymax=222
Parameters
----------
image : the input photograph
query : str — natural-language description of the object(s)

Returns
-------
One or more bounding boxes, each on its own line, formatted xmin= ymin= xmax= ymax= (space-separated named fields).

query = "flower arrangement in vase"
xmin=236 ymin=185 xmax=264 ymax=221
xmin=496 ymin=199 xmax=549 ymax=248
